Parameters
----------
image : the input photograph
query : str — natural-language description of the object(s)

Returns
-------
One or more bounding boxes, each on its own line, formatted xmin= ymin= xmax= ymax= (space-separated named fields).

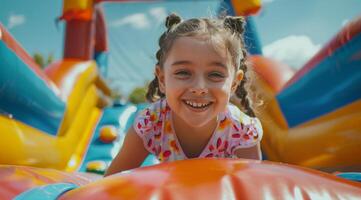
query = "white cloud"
xmin=7 ymin=14 xmax=26 ymax=29
xmin=110 ymin=13 xmax=150 ymax=29
xmin=263 ymin=35 xmax=321 ymax=70
xmin=149 ymin=7 xmax=167 ymax=23
xmin=110 ymin=7 xmax=168 ymax=29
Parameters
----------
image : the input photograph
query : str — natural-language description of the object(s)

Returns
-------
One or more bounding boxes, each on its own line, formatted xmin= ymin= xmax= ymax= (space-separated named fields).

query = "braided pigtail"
xmin=146 ymin=77 xmax=165 ymax=102
xmin=165 ymin=13 xmax=182 ymax=31
xmin=224 ymin=16 xmax=245 ymax=35
xmin=146 ymin=13 xmax=182 ymax=102
xmin=224 ymin=17 xmax=256 ymax=117
xmin=235 ymin=49 xmax=256 ymax=117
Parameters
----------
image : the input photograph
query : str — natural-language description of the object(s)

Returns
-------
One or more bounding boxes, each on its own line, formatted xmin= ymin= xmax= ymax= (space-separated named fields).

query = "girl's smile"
xmin=183 ymin=100 xmax=213 ymax=110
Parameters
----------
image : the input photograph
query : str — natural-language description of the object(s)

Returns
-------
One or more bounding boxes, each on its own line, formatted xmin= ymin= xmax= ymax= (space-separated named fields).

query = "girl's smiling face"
xmin=156 ymin=36 xmax=242 ymax=127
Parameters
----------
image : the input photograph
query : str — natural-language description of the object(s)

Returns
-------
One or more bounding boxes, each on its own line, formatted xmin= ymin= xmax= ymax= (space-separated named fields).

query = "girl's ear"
xmin=231 ymin=70 xmax=244 ymax=93
xmin=155 ymin=65 xmax=166 ymax=93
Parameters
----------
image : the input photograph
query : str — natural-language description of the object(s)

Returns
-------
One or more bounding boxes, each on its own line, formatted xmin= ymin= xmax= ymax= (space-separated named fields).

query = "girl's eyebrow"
xmin=209 ymin=61 xmax=227 ymax=69
xmin=171 ymin=60 xmax=191 ymax=66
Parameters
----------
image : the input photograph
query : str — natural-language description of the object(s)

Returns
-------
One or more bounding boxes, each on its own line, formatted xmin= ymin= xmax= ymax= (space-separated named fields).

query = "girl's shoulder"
xmin=133 ymin=99 xmax=169 ymax=135
xmin=133 ymin=99 xmax=170 ymax=155
xmin=225 ymin=103 xmax=263 ymax=144
xmin=136 ymin=99 xmax=169 ymax=119
xmin=227 ymin=104 xmax=261 ymax=125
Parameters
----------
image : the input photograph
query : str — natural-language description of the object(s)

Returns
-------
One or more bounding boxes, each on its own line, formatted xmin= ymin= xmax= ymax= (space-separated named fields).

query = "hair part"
xmin=146 ymin=13 xmax=257 ymax=117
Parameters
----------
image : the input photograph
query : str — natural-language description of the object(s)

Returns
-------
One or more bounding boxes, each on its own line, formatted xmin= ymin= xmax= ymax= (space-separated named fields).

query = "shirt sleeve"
xmin=133 ymin=101 xmax=163 ymax=155
xmin=227 ymin=104 xmax=263 ymax=155
xmin=230 ymin=117 xmax=263 ymax=155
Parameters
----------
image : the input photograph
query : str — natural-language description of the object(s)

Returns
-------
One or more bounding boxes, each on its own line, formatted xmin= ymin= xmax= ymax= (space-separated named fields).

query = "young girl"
xmin=105 ymin=13 xmax=262 ymax=176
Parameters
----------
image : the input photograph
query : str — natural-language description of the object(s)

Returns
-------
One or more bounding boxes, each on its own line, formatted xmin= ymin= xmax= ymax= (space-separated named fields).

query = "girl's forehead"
xmin=168 ymin=36 xmax=229 ymax=62
xmin=162 ymin=36 xmax=237 ymax=71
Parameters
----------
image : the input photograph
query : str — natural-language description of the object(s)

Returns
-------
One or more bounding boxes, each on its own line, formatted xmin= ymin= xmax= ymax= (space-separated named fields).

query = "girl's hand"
xmin=234 ymin=143 xmax=262 ymax=160
xmin=104 ymin=127 xmax=149 ymax=176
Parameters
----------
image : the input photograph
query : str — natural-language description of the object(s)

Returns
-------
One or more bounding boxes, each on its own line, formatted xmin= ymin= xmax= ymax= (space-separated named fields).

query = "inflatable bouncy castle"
xmin=0 ymin=0 xmax=360 ymax=199
xmin=254 ymin=17 xmax=361 ymax=171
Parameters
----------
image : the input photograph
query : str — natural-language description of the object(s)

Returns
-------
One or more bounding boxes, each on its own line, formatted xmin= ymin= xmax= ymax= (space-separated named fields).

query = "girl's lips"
xmin=184 ymin=100 xmax=211 ymax=107
xmin=182 ymin=100 xmax=213 ymax=112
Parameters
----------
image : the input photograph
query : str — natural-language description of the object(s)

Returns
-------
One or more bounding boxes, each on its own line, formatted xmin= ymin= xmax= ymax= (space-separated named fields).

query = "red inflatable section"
xmin=59 ymin=159 xmax=361 ymax=200
xmin=250 ymin=55 xmax=295 ymax=93
xmin=0 ymin=165 xmax=98 ymax=199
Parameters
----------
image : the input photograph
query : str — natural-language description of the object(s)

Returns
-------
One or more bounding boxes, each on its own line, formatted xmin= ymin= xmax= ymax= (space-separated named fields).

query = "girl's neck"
xmin=171 ymin=111 xmax=218 ymax=158
xmin=171 ymin=111 xmax=218 ymax=137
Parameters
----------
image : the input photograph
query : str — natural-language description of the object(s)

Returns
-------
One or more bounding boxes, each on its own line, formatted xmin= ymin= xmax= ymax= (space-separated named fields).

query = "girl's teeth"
xmin=185 ymin=101 xmax=210 ymax=108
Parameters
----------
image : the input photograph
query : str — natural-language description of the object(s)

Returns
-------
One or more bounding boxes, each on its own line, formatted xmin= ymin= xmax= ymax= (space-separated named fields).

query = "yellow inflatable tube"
xmin=0 ymin=85 xmax=101 ymax=171
xmin=256 ymin=71 xmax=361 ymax=172
xmin=0 ymin=60 xmax=108 ymax=171
xmin=45 ymin=60 xmax=103 ymax=136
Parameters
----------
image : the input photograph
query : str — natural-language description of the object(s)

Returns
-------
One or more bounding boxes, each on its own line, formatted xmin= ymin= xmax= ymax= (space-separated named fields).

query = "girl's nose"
xmin=189 ymin=87 xmax=208 ymax=95
xmin=189 ymin=78 xmax=208 ymax=95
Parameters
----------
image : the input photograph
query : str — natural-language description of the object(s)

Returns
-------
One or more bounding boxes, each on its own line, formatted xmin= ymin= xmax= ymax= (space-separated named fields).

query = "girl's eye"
xmin=208 ymin=72 xmax=226 ymax=80
xmin=174 ymin=70 xmax=191 ymax=77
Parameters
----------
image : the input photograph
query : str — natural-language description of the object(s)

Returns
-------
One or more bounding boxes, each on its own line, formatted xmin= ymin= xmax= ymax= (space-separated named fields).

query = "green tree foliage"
xmin=33 ymin=52 xmax=54 ymax=69
xmin=46 ymin=54 xmax=54 ymax=66
xmin=128 ymin=86 xmax=147 ymax=104
xmin=111 ymin=89 xmax=123 ymax=100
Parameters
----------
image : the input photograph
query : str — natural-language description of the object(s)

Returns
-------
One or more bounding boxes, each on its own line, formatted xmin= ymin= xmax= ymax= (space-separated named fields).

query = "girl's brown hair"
xmin=146 ymin=13 xmax=256 ymax=117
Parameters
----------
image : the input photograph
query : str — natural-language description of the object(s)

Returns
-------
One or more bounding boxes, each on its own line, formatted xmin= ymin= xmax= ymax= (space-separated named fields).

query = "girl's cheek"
xmin=209 ymin=80 xmax=231 ymax=90
xmin=166 ymin=79 xmax=190 ymax=90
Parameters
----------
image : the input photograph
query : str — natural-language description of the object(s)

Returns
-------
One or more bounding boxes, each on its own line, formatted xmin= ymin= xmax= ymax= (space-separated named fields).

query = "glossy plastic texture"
xmin=59 ymin=159 xmax=361 ymax=200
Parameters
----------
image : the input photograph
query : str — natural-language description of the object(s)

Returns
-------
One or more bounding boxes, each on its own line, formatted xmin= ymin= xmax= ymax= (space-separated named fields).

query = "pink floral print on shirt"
xmin=134 ymin=99 xmax=263 ymax=162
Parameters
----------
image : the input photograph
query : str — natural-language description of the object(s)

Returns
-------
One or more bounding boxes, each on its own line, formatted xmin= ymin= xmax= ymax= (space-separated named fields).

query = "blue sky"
xmin=253 ymin=0 xmax=361 ymax=69
xmin=1 ymin=0 xmax=360 ymax=95
xmin=0 ymin=0 xmax=64 ymax=59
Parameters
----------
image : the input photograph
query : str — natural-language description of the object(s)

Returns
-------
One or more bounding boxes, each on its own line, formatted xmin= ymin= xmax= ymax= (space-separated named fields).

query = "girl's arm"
xmin=104 ymin=127 xmax=149 ymax=176
xmin=234 ymin=143 xmax=262 ymax=160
